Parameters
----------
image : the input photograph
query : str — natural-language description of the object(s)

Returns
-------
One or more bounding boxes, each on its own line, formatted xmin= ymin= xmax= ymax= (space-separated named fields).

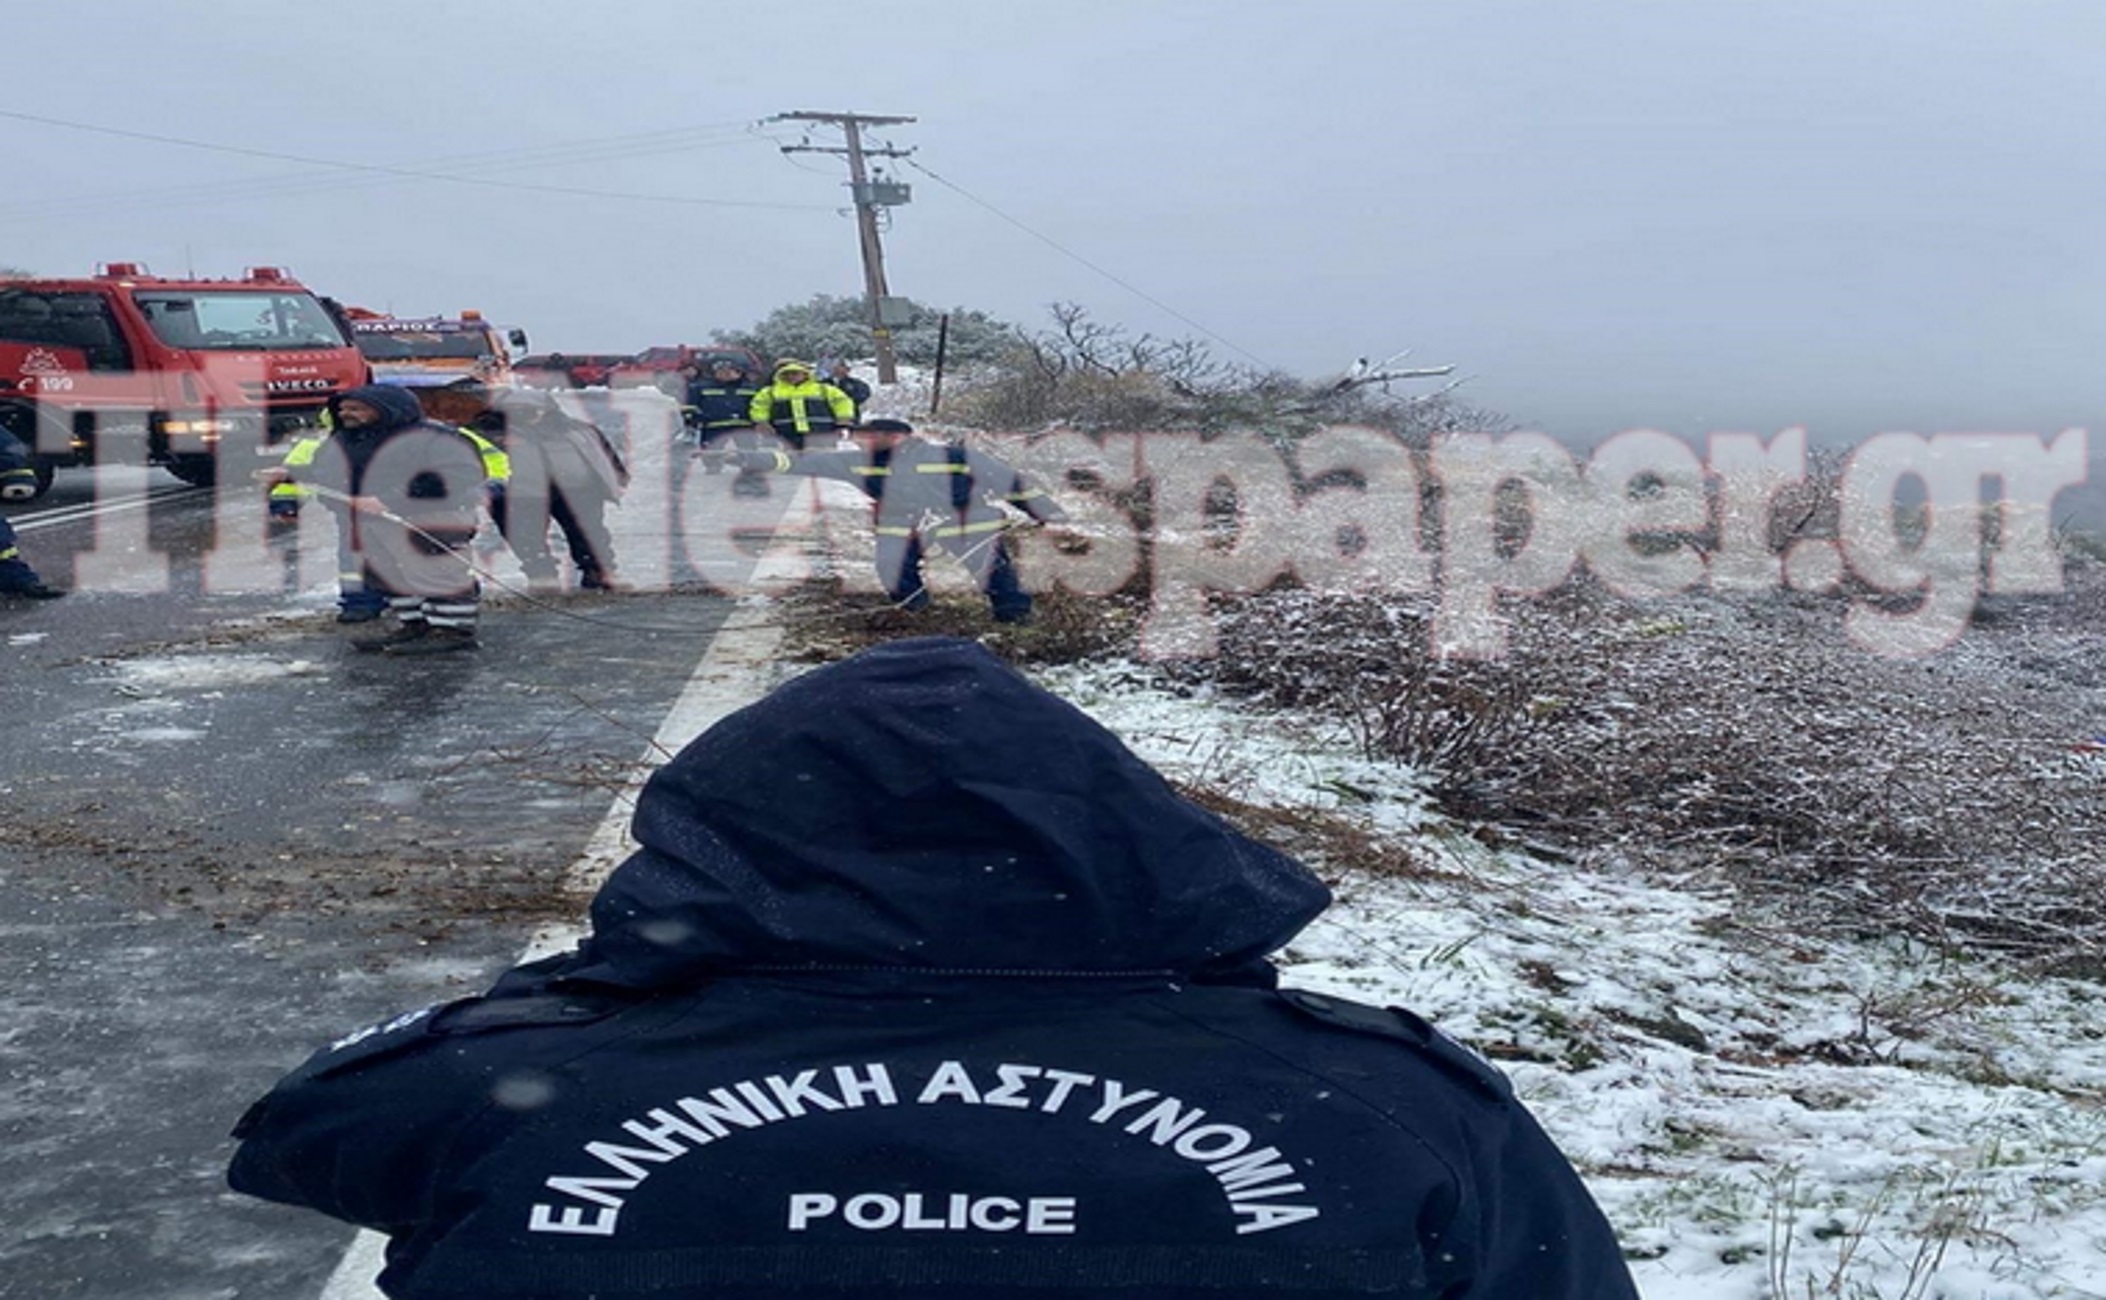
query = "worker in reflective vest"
xmin=744 ymin=419 xmax=1066 ymax=624
xmin=747 ymin=358 xmax=858 ymax=451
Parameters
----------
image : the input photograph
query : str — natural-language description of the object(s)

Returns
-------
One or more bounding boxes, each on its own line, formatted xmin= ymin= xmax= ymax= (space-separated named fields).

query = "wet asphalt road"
xmin=0 ymin=456 xmax=764 ymax=1298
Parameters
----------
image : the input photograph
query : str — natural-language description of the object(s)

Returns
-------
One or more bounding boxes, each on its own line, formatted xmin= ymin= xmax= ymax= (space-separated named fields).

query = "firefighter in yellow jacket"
xmin=736 ymin=359 xmax=859 ymax=501
xmin=748 ymin=358 xmax=857 ymax=452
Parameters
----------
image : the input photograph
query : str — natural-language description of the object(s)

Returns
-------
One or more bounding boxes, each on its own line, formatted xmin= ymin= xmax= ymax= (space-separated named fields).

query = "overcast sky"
xmin=3 ymin=0 xmax=2100 ymax=442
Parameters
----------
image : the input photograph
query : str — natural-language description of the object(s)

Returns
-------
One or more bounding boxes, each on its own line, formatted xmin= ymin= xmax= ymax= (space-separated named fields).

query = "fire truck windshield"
xmin=352 ymin=328 xmax=497 ymax=362
xmin=135 ymin=291 xmax=349 ymax=351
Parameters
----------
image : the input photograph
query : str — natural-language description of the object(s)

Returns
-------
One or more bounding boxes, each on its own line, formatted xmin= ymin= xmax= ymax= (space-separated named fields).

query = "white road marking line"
xmin=11 ymin=485 xmax=193 ymax=532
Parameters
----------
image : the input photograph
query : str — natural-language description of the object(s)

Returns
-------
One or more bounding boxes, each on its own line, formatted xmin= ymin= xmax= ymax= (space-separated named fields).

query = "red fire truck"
xmin=0 ymin=263 xmax=370 ymax=495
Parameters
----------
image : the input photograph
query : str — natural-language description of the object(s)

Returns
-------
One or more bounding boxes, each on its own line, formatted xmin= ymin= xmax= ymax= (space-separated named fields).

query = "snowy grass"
xmin=1166 ymin=578 xmax=2106 ymax=973
xmin=1032 ymin=658 xmax=2106 ymax=1300
xmin=632 ymin=388 xmax=2106 ymax=1294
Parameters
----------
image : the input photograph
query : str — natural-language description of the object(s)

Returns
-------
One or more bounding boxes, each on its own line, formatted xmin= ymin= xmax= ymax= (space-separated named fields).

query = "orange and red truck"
xmin=345 ymin=308 xmax=529 ymax=389
xmin=0 ymin=263 xmax=370 ymax=495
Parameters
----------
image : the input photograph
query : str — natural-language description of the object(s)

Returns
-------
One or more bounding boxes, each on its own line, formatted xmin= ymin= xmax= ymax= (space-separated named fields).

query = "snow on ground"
xmin=112 ymin=654 xmax=327 ymax=692
xmin=1032 ymin=660 xmax=2106 ymax=1300
xmin=93 ymin=379 xmax=2101 ymax=1296
xmin=856 ymin=361 xmax=936 ymax=422
xmin=817 ymin=359 xmax=977 ymax=432
xmin=67 ymin=654 xmax=330 ymax=752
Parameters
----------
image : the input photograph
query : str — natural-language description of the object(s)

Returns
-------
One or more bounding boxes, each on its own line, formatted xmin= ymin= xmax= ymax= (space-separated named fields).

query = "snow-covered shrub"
xmin=717 ymin=294 xmax=1018 ymax=368
xmin=1157 ymin=573 xmax=2106 ymax=968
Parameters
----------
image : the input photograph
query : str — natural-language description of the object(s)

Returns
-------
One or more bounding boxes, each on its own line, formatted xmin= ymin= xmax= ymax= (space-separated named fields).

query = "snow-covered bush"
xmin=716 ymin=293 xmax=1017 ymax=368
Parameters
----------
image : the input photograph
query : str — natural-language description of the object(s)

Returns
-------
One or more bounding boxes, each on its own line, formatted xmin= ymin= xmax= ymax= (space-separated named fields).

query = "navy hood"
xmin=571 ymin=638 xmax=1332 ymax=989
xmin=328 ymin=383 xmax=426 ymax=432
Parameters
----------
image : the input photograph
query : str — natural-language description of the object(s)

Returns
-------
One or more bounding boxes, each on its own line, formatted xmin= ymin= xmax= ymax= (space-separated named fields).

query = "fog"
xmin=3 ymin=1 xmax=2100 ymax=444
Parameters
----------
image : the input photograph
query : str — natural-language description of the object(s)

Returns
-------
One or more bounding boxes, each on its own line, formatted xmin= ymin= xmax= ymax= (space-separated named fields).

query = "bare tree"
xmin=953 ymin=303 xmax=1483 ymax=437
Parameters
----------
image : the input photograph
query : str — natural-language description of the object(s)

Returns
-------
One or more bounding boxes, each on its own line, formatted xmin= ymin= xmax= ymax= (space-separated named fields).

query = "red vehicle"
xmin=512 ymin=353 xmax=632 ymax=390
xmin=514 ymin=345 xmax=769 ymax=395
xmin=610 ymin=344 xmax=767 ymax=395
xmin=0 ymin=263 xmax=370 ymax=495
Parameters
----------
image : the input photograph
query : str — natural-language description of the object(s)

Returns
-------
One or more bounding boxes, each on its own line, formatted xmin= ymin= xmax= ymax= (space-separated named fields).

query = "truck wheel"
xmin=165 ymin=455 xmax=217 ymax=488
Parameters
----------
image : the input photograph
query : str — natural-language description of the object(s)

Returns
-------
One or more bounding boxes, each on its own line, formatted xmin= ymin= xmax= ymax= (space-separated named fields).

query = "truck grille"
xmin=240 ymin=379 xmax=342 ymax=400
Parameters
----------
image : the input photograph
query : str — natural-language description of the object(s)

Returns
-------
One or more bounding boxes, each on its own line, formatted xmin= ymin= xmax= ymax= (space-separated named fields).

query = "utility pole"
xmin=773 ymin=110 xmax=915 ymax=384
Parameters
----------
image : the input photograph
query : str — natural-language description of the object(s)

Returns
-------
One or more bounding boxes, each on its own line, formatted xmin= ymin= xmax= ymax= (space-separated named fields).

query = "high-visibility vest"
xmin=270 ymin=424 xmax=508 ymax=506
xmin=458 ymin=426 xmax=511 ymax=486
xmin=749 ymin=380 xmax=856 ymax=435
xmin=271 ymin=433 xmax=330 ymax=505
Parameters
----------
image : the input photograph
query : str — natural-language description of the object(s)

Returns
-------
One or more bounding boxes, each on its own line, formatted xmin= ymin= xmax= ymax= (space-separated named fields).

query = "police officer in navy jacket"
xmin=1 ymin=423 xmax=63 ymax=598
xmin=228 ymin=638 xmax=1638 ymax=1299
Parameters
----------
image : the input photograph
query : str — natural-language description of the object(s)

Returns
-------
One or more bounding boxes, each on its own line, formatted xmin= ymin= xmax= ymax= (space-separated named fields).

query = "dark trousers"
xmin=687 ymin=425 xmax=757 ymax=483
xmin=727 ymin=428 xmax=780 ymax=498
xmin=490 ymin=487 xmax=614 ymax=580
xmin=365 ymin=527 xmax=480 ymax=629
xmin=694 ymin=425 xmax=754 ymax=453
xmin=0 ymin=516 xmax=43 ymax=590
xmin=268 ymin=501 xmax=385 ymax=614
xmin=771 ymin=425 xmax=845 ymax=453
xmin=876 ymin=531 xmax=1031 ymax=622
xmin=335 ymin=510 xmax=385 ymax=614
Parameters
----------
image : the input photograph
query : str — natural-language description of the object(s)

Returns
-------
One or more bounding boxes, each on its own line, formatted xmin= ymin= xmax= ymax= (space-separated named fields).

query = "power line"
xmin=771 ymin=145 xmax=847 ymax=183
xmin=0 ymin=108 xmax=833 ymax=213
xmin=770 ymin=110 xmax=918 ymax=383
xmin=0 ymin=122 xmax=778 ymax=219
xmin=900 ymin=156 xmax=1273 ymax=371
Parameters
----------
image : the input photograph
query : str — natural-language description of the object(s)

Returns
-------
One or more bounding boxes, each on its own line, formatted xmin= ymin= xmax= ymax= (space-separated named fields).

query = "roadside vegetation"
xmin=776 ymin=307 xmax=2106 ymax=1295
xmin=779 ymin=307 xmax=2106 ymax=970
